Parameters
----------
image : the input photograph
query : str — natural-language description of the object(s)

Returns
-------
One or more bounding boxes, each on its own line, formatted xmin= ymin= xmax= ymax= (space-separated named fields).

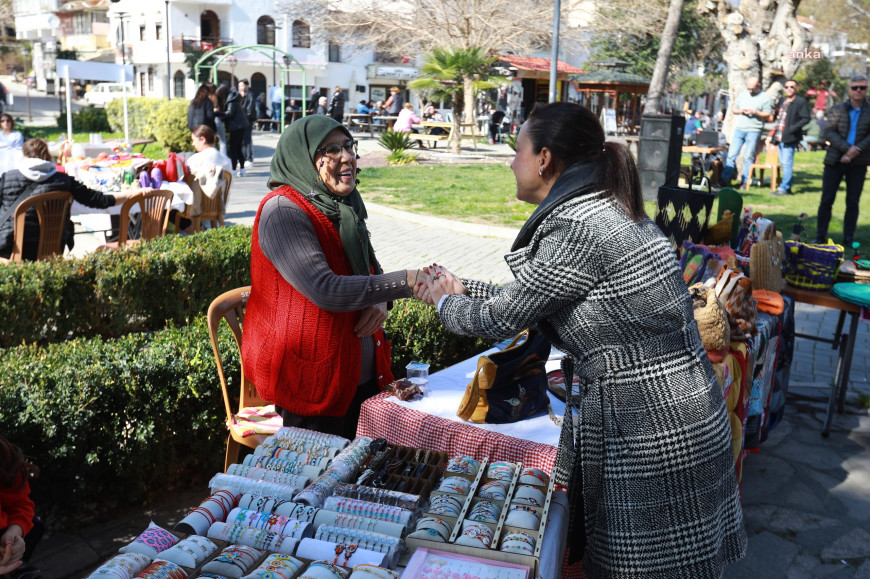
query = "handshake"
xmin=408 ymin=263 xmax=467 ymax=305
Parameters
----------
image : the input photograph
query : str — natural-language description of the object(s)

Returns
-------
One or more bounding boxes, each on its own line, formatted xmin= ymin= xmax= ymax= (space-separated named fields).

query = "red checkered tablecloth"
xmin=357 ymin=392 xmax=558 ymax=471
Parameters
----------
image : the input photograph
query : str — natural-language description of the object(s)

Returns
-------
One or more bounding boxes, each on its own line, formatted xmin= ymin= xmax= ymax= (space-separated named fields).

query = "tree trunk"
xmin=699 ymin=0 xmax=810 ymax=138
xmin=643 ymin=0 xmax=685 ymax=114
xmin=463 ymin=75 xmax=476 ymax=132
xmin=451 ymin=92 xmax=463 ymax=155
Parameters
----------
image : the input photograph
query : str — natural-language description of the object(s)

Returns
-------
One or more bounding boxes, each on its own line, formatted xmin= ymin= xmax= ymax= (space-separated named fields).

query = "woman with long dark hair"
xmin=187 ymin=84 xmax=216 ymax=132
xmin=416 ymin=102 xmax=746 ymax=577
xmin=212 ymin=84 xmax=230 ymax=156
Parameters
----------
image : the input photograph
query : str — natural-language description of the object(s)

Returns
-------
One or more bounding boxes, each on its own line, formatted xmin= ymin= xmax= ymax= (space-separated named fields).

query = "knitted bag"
xmin=689 ymin=283 xmax=730 ymax=352
xmin=749 ymin=223 xmax=785 ymax=292
xmin=680 ymin=241 xmax=717 ymax=285
xmin=753 ymin=289 xmax=785 ymax=315
xmin=457 ymin=330 xmax=551 ymax=424
xmin=714 ymin=267 xmax=759 ymax=339
xmin=784 ymin=239 xmax=844 ymax=290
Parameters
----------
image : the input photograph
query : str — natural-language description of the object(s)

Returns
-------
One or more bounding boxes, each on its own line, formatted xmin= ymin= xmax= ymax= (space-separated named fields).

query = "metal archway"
xmin=195 ymin=44 xmax=307 ymax=132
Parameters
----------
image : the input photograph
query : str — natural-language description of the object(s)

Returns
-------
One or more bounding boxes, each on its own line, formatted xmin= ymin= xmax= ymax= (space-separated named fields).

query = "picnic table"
xmin=343 ymin=113 xmax=375 ymax=137
xmin=407 ymin=121 xmax=482 ymax=150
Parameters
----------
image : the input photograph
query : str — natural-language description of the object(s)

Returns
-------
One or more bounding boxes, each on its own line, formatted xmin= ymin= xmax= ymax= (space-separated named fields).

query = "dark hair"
xmin=214 ymin=84 xmax=230 ymax=108
xmin=192 ymin=124 xmax=216 ymax=145
xmin=192 ymin=84 xmax=210 ymax=106
xmin=0 ymin=436 xmax=38 ymax=490
xmin=22 ymin=138 xmax=52 ymax=161
xmin=524 ymin=102 xmax=645 ymax=222
xmin=239 ymin=79 xmax=250 ymax=86
xmin=0 ymin=113 xmax=14 ymax=127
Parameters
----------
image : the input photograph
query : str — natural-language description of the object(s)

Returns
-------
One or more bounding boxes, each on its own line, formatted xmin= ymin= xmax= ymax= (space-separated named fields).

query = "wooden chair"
xmin=174 ymin=170 xmax=232 ymax=233
xmin=2 ymin=190 xmax=73 ymax=263
xmin=746 ymin=143 xmax=781 ymax=191
xmin=207 ymin=286 xmax=281 ymax=471
xmin=98 ymin=189 xmax=173 ymax=249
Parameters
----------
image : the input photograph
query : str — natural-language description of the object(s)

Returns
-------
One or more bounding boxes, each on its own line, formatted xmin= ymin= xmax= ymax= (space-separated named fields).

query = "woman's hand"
xmin=0 ymin=526 xmax=24 ymax=570
xmin=424 ymin=263 xmax=466 ymax=305
xmin=354 ymin=302 xmax=388 ymax=337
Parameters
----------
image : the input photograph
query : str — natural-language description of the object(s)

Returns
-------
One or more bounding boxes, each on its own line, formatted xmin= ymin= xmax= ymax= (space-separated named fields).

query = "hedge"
xmin=154 ymin=98 xmax=194 ymax=153
xmin=0 ymin=226 xmax=251 ymax=347
xmin=106 ymin=97 xmax=162 ymax=141
xmin=0 ymin=318 xmax=229 ymax=507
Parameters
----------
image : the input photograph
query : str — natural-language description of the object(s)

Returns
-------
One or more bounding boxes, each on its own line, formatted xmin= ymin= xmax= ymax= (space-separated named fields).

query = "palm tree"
xmin=410 ymin=47 xmax=508 ymax=154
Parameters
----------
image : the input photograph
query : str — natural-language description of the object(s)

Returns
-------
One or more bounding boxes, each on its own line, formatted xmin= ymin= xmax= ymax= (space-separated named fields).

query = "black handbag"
xmin=456 ymin=330 xmax=551 ymax=424
xmin=654 ymin=181 xmax=716 ymax=250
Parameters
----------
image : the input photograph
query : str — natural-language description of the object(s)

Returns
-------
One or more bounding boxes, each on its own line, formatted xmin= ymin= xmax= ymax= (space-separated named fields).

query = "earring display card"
xmin=402 ymin=548 xmax=530 ymax=579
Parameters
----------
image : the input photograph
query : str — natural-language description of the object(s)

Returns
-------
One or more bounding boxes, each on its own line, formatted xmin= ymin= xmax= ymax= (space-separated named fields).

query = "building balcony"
xmin=171 ymin=35 xmax=234 ymax=54
xmin=61 ymin=33 xmax=110 ymax=52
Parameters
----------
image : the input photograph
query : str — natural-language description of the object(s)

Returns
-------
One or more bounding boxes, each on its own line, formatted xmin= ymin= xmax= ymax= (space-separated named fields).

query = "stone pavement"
xmin=36 ymin=129 xmax=870 ymax=578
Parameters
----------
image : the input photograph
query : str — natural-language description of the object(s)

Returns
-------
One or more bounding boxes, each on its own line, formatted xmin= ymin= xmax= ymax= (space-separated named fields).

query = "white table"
xmin=71 ymin=181 xmax=193 ymax=236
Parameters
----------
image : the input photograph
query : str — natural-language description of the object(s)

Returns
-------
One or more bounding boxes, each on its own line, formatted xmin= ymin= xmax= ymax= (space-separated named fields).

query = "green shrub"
xmin=377 ymin=131 xmax=412 ymax=153
xmin=384 ymin=299 xmax=489 ymax=377
xmin=0 ymin=318 xmax=229 ymax=508
xmin=0 ymin=226 xmax=251 ymax=347
xmin=56 ymin=106 xmax=111 ymax=132
xmin=106 ymin=97 xmax=163 ymax=140
xmin=154 ymin=98 xmax=194 ymax=153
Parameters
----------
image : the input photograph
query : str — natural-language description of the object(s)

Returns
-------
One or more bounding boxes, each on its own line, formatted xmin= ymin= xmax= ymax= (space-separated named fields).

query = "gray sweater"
xmin=258 ymin=195 xmax=412 ymax=384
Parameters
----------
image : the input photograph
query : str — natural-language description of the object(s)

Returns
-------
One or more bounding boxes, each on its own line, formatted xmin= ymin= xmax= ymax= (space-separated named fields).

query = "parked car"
xmin=83 ymin=83 xmax=133 ymax=107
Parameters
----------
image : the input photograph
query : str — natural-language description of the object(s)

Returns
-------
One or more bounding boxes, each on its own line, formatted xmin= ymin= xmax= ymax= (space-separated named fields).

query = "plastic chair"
xmin=98 ymin=189 xmax=173 ymax=249
xmin=3 ymin=190 xmax=73 ymax=262
xmin=746 ymin=143 xmax=781 ymax=191
xmin=207 ymin=286 xmax=281 ymax=471
xmin=717 ymin=187 xmax=744 ymax=247
xmin=175 ymin=170 xmax=232 ymax=233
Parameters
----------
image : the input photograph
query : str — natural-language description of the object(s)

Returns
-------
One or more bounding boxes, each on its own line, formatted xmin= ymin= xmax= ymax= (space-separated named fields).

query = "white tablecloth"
xmin=71 ymin=181 xmax=192 ymax=220
xmin=384 ymin=347 xmax=568 ymax=448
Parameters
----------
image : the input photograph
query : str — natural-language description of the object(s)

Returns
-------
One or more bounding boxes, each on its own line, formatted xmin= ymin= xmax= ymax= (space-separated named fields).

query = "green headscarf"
xmin=268 ymin=115 xmax=382 ymax=276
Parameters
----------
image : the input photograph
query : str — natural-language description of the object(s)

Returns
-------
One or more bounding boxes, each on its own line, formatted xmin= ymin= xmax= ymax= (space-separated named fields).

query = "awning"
xmin=496 ymin=55 xmax=584 ymax=75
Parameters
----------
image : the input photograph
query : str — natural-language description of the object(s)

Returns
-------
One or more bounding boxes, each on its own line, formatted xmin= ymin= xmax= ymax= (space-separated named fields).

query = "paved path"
xmin=41 ymin=129 xmax=870 ymax=579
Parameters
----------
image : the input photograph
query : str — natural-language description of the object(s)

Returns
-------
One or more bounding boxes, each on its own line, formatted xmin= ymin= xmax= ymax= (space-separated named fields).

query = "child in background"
xmin=0 ymin=436 xmax=40 ymax=578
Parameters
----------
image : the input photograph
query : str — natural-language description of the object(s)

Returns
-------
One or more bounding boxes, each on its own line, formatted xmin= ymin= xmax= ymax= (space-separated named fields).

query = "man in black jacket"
xmin=238 ymin=79 xmax=257 ymax=165
xmin=771 ymin=79 xmax=810 ymax=196
xmin=327 ymin=86 xmax=345 ymax=123
xmin=814 ymin=74 xmax=870 ymax=245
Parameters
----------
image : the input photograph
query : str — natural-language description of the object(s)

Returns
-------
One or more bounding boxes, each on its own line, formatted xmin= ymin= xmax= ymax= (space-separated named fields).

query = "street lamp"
xmin=227 ymin=55 xmax=237 ymax=84
xmin=117 ymin=12 xmax=128 ymax=65
xmin=21 ymin=47 xmax=31 ymax=121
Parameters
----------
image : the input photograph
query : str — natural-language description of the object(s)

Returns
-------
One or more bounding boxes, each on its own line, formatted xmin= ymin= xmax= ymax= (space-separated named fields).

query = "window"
xmin=257 ymin=16 xmax=275 ymax=46
xmin=292 ymin=20 xmax=310 ymax=48
xmin=328 ymin=42 xmax=340 ymax=63
xmin=174 ymin=71 xmax=186 ymax=98
xmin=139 ymin=25 xmax=146 ymax=41
xmin=155 ymin=24 xmax=162 ymax=41
xmin=147 ymin=69 xmax=154 ymax=92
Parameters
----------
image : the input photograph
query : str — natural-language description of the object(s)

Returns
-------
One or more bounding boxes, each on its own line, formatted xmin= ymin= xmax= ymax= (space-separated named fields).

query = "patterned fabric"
xmin=232 ymin=405 xmax=283 ymax=437
xmin=439 ymin=192 xmax=747 ymax=577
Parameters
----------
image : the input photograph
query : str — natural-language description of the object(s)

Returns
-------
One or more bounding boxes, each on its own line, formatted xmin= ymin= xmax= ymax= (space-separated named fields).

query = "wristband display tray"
xmin=405 ymin=463 xmax=555 ymax=578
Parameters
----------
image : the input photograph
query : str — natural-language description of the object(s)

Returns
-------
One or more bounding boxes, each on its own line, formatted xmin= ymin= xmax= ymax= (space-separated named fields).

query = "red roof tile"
xmin=497 ymin=55 xmax=585 ymax=75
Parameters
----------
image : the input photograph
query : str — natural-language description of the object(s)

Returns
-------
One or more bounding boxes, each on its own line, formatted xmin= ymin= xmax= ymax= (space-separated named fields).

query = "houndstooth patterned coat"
xmin=439 ymin=190 xmax=747 ymax=578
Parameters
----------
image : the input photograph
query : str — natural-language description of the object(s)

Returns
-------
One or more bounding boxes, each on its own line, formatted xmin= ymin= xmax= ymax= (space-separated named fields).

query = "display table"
xmin=781 ymin=285 xmax=861 ymax=436
xmin=357 ymin=347 xmax=566 ymax=471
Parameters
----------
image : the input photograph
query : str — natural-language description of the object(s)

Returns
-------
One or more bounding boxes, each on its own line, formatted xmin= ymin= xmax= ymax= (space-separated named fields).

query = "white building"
xmin=105 ymin=0 xmax=420 ymax=108
xmin=13 ymin=0 xmax=60 ymax=92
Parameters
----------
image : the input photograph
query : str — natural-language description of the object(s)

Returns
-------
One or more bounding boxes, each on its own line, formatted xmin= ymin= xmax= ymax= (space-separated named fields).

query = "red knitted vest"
xmin=242 ymin=186 xmax=393 ymax=417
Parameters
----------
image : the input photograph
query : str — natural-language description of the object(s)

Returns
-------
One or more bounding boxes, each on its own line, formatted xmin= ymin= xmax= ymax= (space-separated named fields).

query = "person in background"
xmin=722 ymin=76 xmax=774 ymax=187
xmin=0 ymin=139 xmax=134 ymax=261
xmin=803 ymin=110 xmax=825 ymax=151
xmin=770 ymin=79 xmax=810 ymax=196
xmin=814 ymin=73 xmax=870 ymax=246
xmin=393 ymin=102 xmax=420 ymax=133
xmin=356 ymin=100 xmax=371 ymax=114
xmin=0 ymin=114 xmax=24 ymax=175
xmin=414 ymin=102 xmax=746 ymax=577
xmin=256 ymin=93 xmax=268 ymax=127
xmin=238 ymin=80 xmax=257 ymax=166
xmin=223 ymin=83 xmax=250 ymax=178
xmin=422 ymin=103 xmax=443 ymax=122
xmin=287 ymin=99 xmax=301 ymax=111
xmin=269 ymin=84 xmax=284 ymax=126
xmin=181 ymin=125 xmax=231 ymax=233
xmin=242 ymin=115 xmax=421 ymax=438
xmin=327 ymin=86 xmax=345 ymax=123
xmin=315 ymin=96 xmax=328 ymax=116
xmin=0 ymin=436 xmax=42 ymax=577
xmin=212 ymin=84 xmax=230 ymax=155
xmin=685 ymin=110 xmax=704 ymax=136
xmin=187 ymin=84 xmax=216 ymax=133
xmin=384 ymin=87 xmax=404 ymax=116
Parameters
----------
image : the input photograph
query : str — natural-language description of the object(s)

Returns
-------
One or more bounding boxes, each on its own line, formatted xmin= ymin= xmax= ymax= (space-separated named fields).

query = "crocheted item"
xmin=749 ymin=223 xmax=785 ymax=292
xmin=832 ymin=282 xmax=870 ymax=307
xmin=753 ymin=289 xmax=785 ymax=315
xmin=689 ymin=283 xmax=731 ymax=353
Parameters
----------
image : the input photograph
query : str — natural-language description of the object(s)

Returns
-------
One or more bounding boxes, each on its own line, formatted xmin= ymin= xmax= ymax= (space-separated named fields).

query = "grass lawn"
xmin=21 ymin=127 xmax=168 ymax=160
xmin=363 ymin=150 xmax=870 ymax=251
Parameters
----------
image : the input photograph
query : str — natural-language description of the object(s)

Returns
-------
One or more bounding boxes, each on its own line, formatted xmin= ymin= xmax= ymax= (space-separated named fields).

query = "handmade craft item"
xmin=240 ymin=553 xmax=305 ymax=579
xmin=86 ymin=553 xmax=151 ymax=578
xmin=156 ymin=535 xmax=218 ymax=568
xmin=118 ymin=522 xmax=178 ymax=558
xmin=200 ymin=544 xmax=263 ymax=579
xmin=175 ymin=490 xmax=239 ymax=535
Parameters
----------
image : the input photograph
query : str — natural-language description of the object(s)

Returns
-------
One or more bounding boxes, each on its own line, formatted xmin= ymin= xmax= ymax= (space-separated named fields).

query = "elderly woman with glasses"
xmin=242 ymin=115 xmax=422 ymax=439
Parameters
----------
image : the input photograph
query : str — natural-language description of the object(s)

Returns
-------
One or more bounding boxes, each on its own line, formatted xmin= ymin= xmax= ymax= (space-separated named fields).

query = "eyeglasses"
xmin=851 ymin=85 xmax=868 ymax=91
xmin=315 ymin=139 xmax=357 ymax=158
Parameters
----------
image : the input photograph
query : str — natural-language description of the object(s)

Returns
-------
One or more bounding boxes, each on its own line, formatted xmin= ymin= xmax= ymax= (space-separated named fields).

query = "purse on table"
xmin=783 ymin=239 xmax=844 ymax=291
xmin=749 ymin=222 xmax=785 ymax=292
xmin=713 ymin=267 xmax=758 ymax=339
xmin=457 ymin=330 xmax=551 ymax=424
